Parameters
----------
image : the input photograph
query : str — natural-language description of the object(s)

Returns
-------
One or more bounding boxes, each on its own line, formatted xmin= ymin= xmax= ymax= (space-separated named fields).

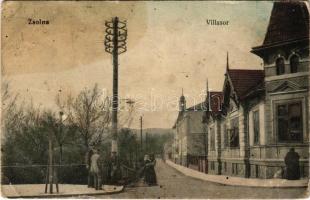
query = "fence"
xmin=1 ymin=164 xmax=88 ymax=184
xmin=1 ymin=162 xmax=140 ymax=185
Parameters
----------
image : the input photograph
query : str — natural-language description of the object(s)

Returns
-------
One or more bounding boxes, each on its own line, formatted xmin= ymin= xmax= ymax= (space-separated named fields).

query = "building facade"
xmin=169 ymin=1 xmax=309 ymax=179
xmin=205 ymin=1 xmax=309 ymax=179
xmin=250 ymin=1 xmax=309 ymax=178
xmin=172 ymin=92 xmax=206 ymax=171
xmin=203 ymin=91 xmax=223 ymax=175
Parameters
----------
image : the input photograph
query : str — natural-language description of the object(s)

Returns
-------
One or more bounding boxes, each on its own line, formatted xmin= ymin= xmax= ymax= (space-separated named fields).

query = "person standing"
xmin=148 ymin=154 xmax=157 ymax=186
xmin=284 ymin=148 xmax=301 ymax=180
xmin=90 ymin=149 xmax=102 ymax=190
xmin=143 ymin=154 xmax=157 ymax=186
xmin=143 ymin=154 xmax=151 ymax=184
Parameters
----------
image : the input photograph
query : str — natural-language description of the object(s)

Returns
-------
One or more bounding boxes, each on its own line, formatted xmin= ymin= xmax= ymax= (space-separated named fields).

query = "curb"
xmin=166 ymin=160 xmax=308 ymax=188
xmin=3 ymin=186 xmax=124 ymax=198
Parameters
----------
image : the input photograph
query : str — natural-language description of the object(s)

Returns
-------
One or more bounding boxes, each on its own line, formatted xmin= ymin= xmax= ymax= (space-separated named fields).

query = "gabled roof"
xmin=227 ymin=69 xmax=264 ymax=100
xmin=241 ymin=80 xmax=265 ymax=100
xmin=172 ymin=101 xmax=205 ymax=129
xmin=252 ymin=1 xmax=309 ymax=51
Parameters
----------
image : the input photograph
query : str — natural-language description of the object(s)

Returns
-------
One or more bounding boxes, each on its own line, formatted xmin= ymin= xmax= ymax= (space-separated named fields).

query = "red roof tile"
xmin=227 ymin=69 xmax=264 ymax=100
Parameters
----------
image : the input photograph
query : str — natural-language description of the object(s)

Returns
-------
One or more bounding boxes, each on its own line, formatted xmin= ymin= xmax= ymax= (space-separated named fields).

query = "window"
xmin=277 ymin=102 xmax=303 ymax=142
xmin=211 ymin=161 xmax=215 ymax=170
xmin=276 ymin=58 xmax=285 ymax=75
xmin=232 ymin=163 xmax=238 ymax=174
xmin=224 ymin=162 xmax=227 ymax=172
xmin=255 ymin=165 xmax=259 ymax=178
xmin=210 ymin=127 xmax=215 ymax=151
xmin=253 ymin=110 xmax=260 ymax=145
xmin=226 ymin=129 xmax=230 ymax=147
xmin=236 ymin=164 xmax=238 ymax=175
xmin=223 ymin=124 xmax=228 ymax=148
xmin=290 ymin=55 xmax=299 ymax=73
xmin=229 ymin=117 xmax=239 ymax=147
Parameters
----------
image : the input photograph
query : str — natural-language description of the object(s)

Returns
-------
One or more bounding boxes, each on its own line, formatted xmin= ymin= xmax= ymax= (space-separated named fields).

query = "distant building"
xmin=163 ymin=142 xmax=173 ymax=161
xmin=172 ymin=91 xmax=206 ymax=171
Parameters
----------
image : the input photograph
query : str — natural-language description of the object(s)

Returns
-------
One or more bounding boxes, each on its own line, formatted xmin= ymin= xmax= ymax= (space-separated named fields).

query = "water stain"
xmin=2 ymin=1 xmax=148 ymax=75
xmin=167 ymin=74 xmax=176 ymax=84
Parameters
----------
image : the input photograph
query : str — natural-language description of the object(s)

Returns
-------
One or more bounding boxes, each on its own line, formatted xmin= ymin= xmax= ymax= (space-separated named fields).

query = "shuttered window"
xmin=229 ymin=117 xmax=239 ymax=147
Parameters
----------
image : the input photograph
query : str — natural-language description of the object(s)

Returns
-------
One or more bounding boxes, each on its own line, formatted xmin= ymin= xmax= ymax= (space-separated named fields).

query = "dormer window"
xmin=276 ymin=57 xmax=285 ymax=75
xmin=290 ymin=55 xmax=299 ymax=73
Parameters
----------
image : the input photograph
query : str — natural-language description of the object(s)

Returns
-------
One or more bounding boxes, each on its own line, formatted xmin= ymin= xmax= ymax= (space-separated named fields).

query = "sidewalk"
xmin=1 ymin=184 xmax=124 ymax=198
xmin=166 ymin=160 xmax=309 ymax=188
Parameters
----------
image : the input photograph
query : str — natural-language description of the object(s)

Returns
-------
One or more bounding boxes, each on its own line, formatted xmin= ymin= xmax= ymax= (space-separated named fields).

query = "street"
xmin=95 ymin=160 xmax=308 ymax=199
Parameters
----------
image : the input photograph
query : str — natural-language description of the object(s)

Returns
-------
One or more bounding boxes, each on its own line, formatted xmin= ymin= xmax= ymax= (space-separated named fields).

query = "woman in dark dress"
xmin=284 ymin=148 xmax=300 ymax=180
xmin=143 ymin=155 xmax=150 ymax=184
xmin=144 ymin=154 xmax=157 ymax=186
xmin=148 ymin=154 xmax=157 ymax=185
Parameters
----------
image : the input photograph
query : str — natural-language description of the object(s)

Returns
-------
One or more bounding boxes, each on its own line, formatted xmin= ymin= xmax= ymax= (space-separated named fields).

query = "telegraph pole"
xmin=140 ymin=116 xmax=143 ymax=151
xmin=145 ymin=132 xmax=148 ymax=153
xmin=104 ymin=17 xmax=127 ymax=155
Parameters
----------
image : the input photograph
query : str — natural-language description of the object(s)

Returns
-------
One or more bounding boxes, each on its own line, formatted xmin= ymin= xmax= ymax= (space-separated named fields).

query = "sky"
xmin=2 ymin=1 xmax=273 ymax=129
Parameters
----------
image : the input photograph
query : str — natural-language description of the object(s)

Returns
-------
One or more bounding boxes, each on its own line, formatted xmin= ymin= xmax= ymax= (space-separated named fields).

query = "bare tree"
xmin=55 ymin=83 xmax=137 ymax=155
xmin=1 ymin=80 xmax=23 ymax=141
xmin=64 ymin=84 xmax=111 ymax=152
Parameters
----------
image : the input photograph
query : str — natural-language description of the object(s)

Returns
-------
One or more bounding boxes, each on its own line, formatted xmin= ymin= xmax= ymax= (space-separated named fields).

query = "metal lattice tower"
xmin=104 ymin=17 xmax=127 ymax=155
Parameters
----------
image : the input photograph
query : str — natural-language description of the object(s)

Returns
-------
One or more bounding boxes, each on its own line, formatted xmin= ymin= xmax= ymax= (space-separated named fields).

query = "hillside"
xmin=131 ymin=128 xmax=173 ymax=136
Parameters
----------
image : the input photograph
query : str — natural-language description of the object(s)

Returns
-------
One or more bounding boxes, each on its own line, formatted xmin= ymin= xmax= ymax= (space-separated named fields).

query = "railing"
xmin=120 ymin=164 xmax=139 ymax=185
xmin=1 ymin=162 xmax=141 ymax=185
